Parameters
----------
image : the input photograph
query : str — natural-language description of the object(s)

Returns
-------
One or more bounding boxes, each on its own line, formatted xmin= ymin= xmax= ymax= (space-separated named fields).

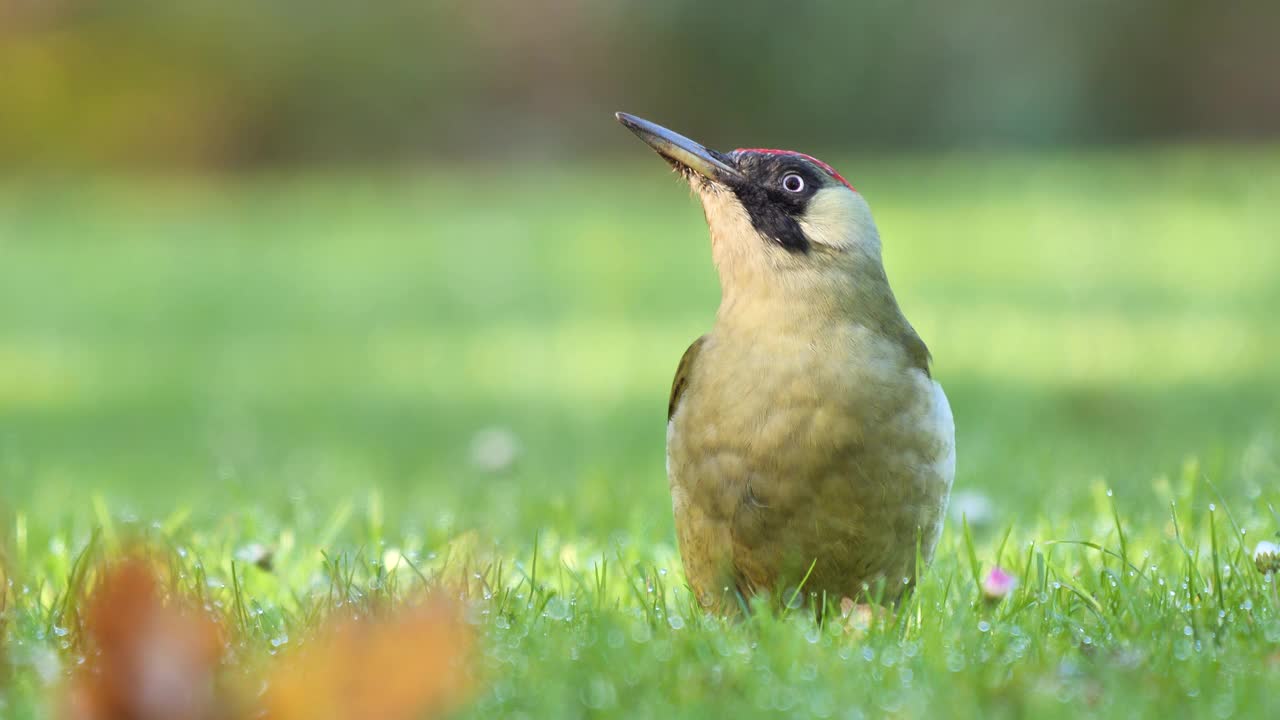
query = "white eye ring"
xmin=782 ymin=173 xmax=805 ymax=193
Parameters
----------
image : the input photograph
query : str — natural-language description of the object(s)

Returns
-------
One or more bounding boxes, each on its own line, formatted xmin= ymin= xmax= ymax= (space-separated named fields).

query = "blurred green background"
xmin=3 ymin=0 xmax=1280 ymax=169
xmin=3 ymin=4 xmax=1280 ymax=717
xmin=2 ymin=0 xmax=1279 ymax=563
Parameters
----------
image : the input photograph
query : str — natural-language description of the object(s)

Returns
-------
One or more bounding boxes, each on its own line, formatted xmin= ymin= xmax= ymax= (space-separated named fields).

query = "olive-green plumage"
xmin=619 ymin=113 xmax=955 ymax=612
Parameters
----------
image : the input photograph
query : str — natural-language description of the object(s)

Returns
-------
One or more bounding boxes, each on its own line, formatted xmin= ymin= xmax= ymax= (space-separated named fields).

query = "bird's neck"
xmin=714 ymin=267 xmax=930 ymax=373
xmin=714 ymin=284 xmax=839 ymax=339
xmin=714 ymin=262 xmax=892 ymax=334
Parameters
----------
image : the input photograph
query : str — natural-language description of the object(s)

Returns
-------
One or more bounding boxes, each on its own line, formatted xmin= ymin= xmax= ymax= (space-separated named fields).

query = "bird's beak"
xmin=616 ymin=112 xmax=743 ymax=185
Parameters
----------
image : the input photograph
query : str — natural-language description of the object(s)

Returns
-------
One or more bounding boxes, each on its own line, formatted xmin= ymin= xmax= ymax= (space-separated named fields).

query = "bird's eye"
xmin=781 ymin=173 xmax=805 ymax=193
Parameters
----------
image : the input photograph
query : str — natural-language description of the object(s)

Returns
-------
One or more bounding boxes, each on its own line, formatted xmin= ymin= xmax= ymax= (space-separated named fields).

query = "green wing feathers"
xmin=668 ymin=336 xmax=707 ymax=420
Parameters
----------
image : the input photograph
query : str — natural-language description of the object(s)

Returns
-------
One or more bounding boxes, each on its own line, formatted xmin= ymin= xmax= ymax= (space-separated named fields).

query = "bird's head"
xmin=617 ymin=113 xmax=890 ymax=322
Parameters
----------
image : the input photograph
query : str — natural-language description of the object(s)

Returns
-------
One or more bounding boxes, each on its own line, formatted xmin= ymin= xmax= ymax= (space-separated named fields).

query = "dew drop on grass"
xmin=667 ymin=614 xmax=684 ymax=630
xmin=977 ymin=621 xmax=991 ymax=633
xmin=1173 ymin=639 xmax=1193 ymax=661
xmin=544 ymin=596 xmax=570 ymax=621
xmin=1183 ymin=625 xmax=1194 ymax=636
xmin=270 ymin=634 xmax=288 ymax=647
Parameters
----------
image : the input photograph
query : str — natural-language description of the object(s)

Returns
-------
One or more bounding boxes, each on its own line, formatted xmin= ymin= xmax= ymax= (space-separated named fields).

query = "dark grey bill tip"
xmin=614 ymin=112 xmax=742 ymax=183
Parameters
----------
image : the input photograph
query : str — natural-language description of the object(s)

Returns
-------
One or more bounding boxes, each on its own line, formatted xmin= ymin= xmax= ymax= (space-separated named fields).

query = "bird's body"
xmin=618 ymin=114 xmax=955 ymax=611
xmin=668 ymin=310 xmax=953 ymax=609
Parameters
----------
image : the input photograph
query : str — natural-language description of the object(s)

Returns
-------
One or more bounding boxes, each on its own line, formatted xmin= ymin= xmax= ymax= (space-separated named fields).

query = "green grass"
xmin=2 ymin=146 xmax=1280 ymax=718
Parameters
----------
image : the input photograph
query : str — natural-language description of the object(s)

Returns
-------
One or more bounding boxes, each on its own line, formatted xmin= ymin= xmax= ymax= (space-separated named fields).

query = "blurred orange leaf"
xmin=260 ymin=598 xmax=472 ymax=720
xmin=62 ymin=556 xmax=227 ymax=720
xmin=55 ymin=550 xmax=475 ymax=720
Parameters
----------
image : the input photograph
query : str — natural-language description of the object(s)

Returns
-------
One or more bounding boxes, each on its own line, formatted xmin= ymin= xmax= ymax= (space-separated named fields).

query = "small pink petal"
xmin=982 ymin=566 xmax=1017 ymax=601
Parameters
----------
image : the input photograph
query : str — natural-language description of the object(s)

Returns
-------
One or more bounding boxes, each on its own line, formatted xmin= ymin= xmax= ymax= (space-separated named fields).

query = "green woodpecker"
xmin=617 ymin=113 xmax=955 ymax=611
